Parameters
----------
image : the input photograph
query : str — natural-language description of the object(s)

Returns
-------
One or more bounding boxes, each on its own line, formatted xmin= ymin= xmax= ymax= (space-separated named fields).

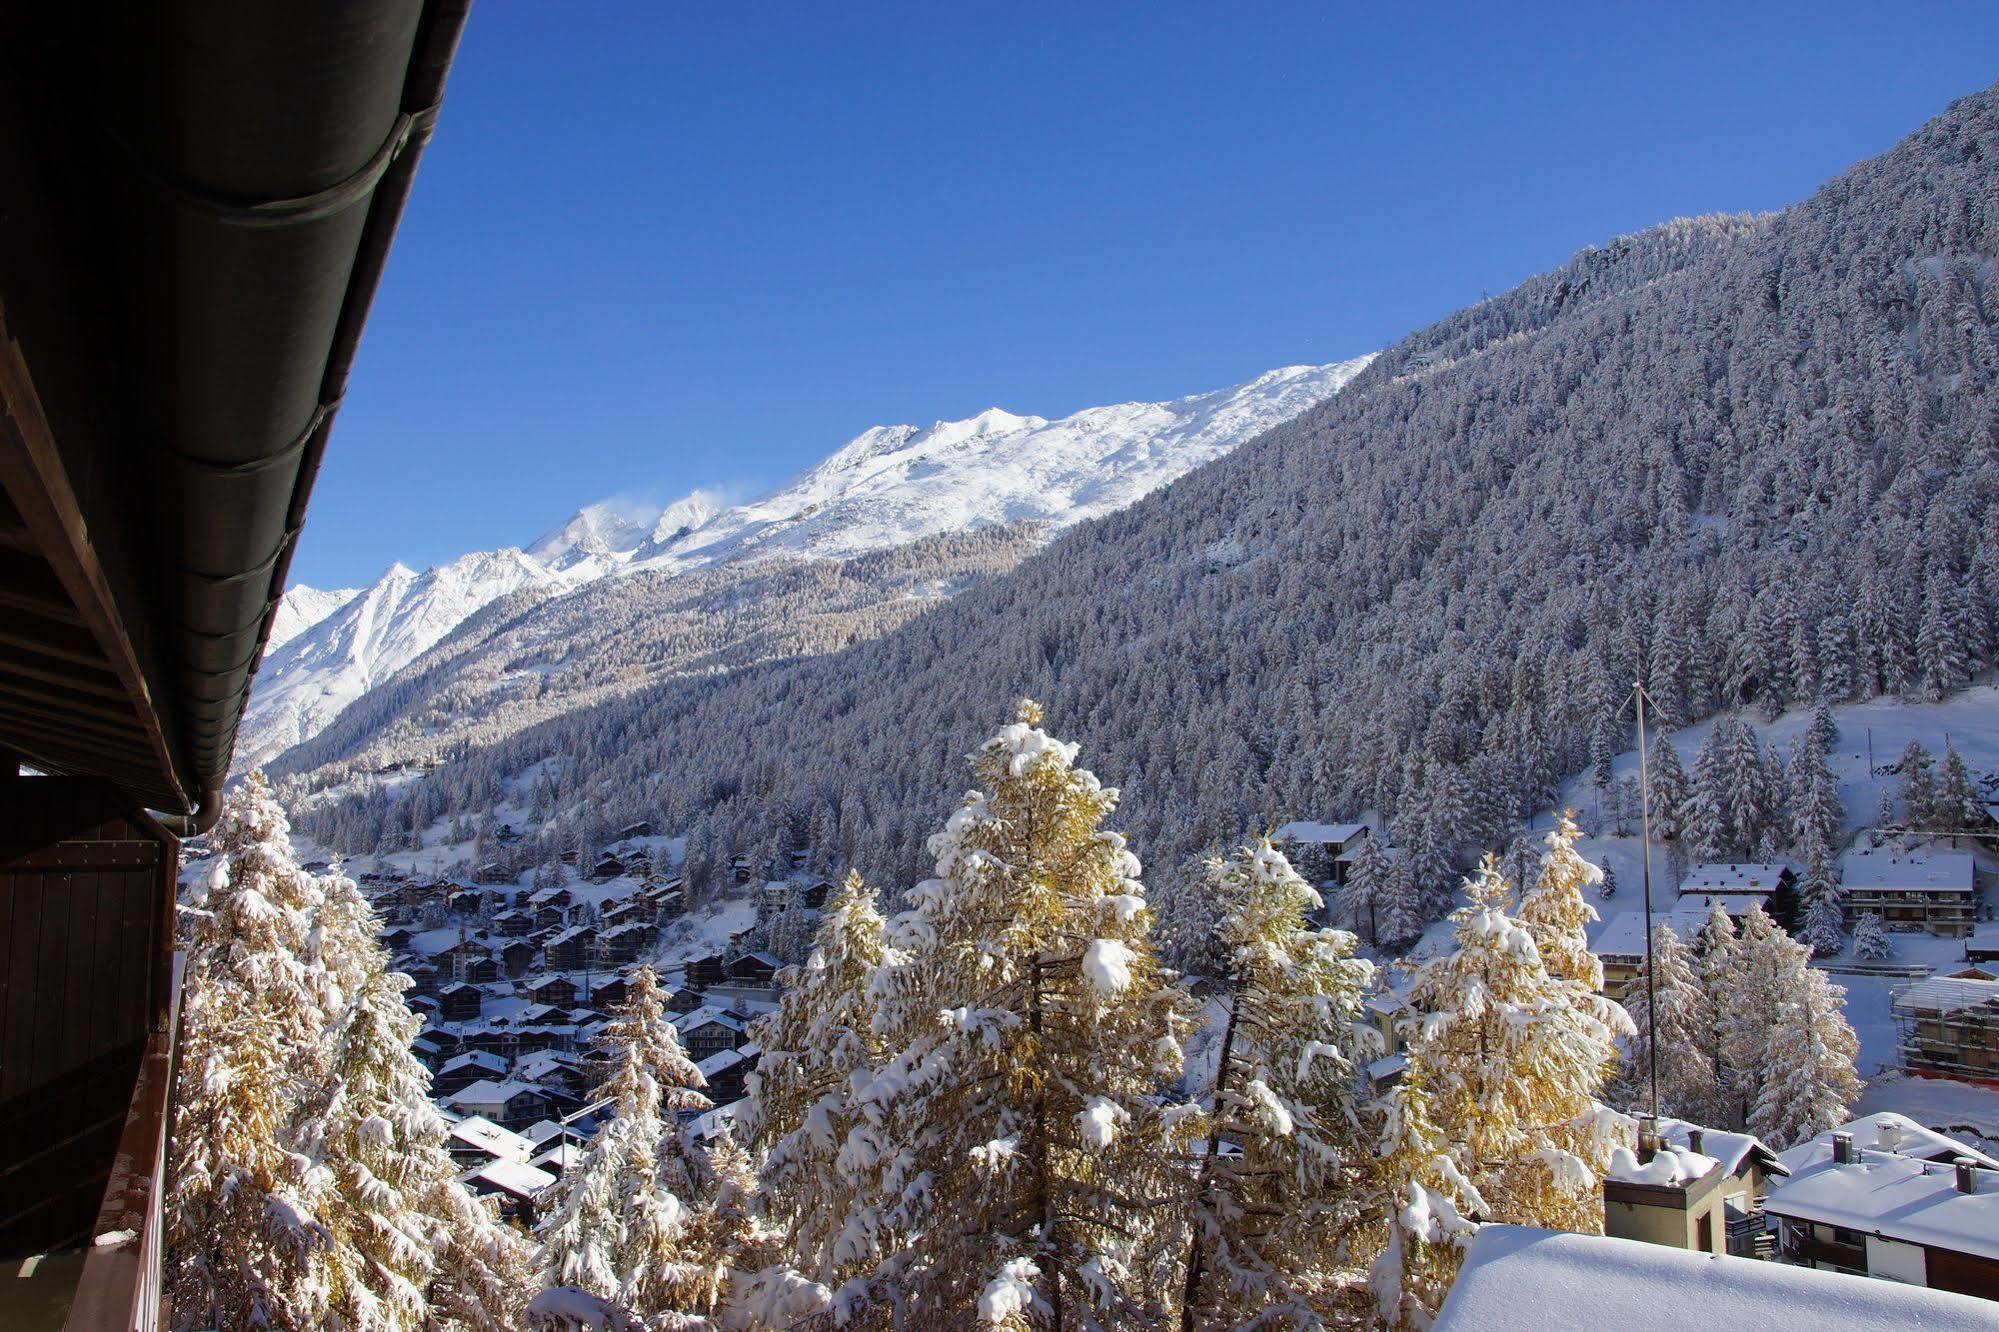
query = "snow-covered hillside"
xmin=246 ymin=360 xmax=1369 ymax=771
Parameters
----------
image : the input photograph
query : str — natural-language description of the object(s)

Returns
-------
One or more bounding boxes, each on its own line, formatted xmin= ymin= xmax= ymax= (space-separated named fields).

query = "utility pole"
xmin=1630 ymin=680 xmax=1661 ymax=1119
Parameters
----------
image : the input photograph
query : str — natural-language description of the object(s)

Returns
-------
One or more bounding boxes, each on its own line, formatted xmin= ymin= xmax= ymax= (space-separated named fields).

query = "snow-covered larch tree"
xmin=1364 ymin=1068 xmax=1484 ymax=1332
xmin=1795 ymin=847 xmax=1847 ymax=957
xmin=539 ymin=965 xmax=717 ymax=1324
xmin=859 ymin=701 xmax=1195 ymax=1328
xmin=167 ymin=772 xmax=337 ymax=1329
xmin=1399 ymin=856 xmax=1631 ymax=1237
xmin=743 ymin=870 xmax=897 ymax=1291
xmin=1178 ymin=838 xmax=1378 ymax=1330
xmin=1851 ymin=911 xmax=1892 ymax=961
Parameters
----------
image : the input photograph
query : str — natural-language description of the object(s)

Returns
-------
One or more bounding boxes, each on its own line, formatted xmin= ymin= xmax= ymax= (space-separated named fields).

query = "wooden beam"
xmin=0 ymin=317 xmax=186 ymax=811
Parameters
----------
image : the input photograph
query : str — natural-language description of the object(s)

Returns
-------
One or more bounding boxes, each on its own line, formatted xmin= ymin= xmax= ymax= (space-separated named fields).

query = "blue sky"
xmin=297 ymin=1 xmax=1999 ymax=588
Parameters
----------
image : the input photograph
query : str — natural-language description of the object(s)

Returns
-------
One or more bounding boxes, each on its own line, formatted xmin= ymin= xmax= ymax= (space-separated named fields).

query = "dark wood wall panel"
xmin=0 ymin=778 xmax=173 ymax=1258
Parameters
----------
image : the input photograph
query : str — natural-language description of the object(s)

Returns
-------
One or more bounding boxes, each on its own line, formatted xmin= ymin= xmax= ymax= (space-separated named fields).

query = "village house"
xmin=444 ymin=1114 xmax=534 ymax=1170
xmin=437 ymin=936 xmax=494 ymax=983
xmin=432 ymin=1050 xmax=510 ymax=1097
xmin=614 ymin=821 xmax=653 ymax=841
xmin=697 ymin=1045 xmax=758 ymax=1104
xmin=446 ymin=1079 xmax=553 ymax=1131
xmin=526 ymin=974 xmax=580 ymax=1008
xmin=499 ymin=938 xmax=537 ymax=977
xmin=380 ymin=924 xmax=416 ymax=952
xmin=1274 ymin=820 xmax=1372 ymax=885
xmin=463 ymin=954 xmax=501 ymax=985
xmin=1892 ymin=974 xmax=1999 ymax=1082
xmin=590 ymin=852 xmax=627 ymax=881
xmin=544 ymin=924 xmax=596 ymax=970
xmin=438 ymin=981 xmax=484 ymax=1023
xmin=401 ymin=959 xmax=441 ymax=998
xmin=493 ymin=908 xmax=534 ymax=938
xmin=1656 ymin=1119 xmax=1787 ymax=1257
xmin=1766 ymin=1128 xmax=1999 ymax=1299
xmin=1841 ymin=849 xmax=1979 ymax=937
xmin=674 ymin=1007 xmax=750 ymax=1062
xmin=456 ymin=1158 xmax=555 ymax=1224
xmin=1815 ymin=1113 xmax=1999 ymax=1170
xmin=595 ymin=920 xmax=653 ymax=966
xmin=683 ymin=952 xmax=730 ymax=989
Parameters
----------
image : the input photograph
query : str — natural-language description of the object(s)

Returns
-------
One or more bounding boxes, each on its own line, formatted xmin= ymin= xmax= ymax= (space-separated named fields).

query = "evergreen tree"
xmin=1788 ymin=735 xmax=1844 ymax=858
xmin=1896 ymin=739 xmax=1938 ymax=826
xmin=1687 ymin=724 xmax=1732 ymax=860
xmin=1400 ymin=857 xmax=1631 ymax=1237
xmin=1936 ymin=744 xmax=1979 ymax=832
xmin=1851 ymin=912 xmax=1893 ymax=961
xmin=744 ymin=871 xmax=894 ymax=1290
xmin=1179 ymin=840 xmax=1377 ymax=1329
xmin=1795 ymin=848 xmax=1847 ymax=958
xmin=1806 ymin=700 xmax=1840 ymax=755
xmin=1343 ymin=832 xmax=1392 ymax=945
xmin=540 ymin=967 xmax=718 ymax=1323
xmin=1747 ymin=943 xmax=1864 ymax=1148
xmin=1691 ymin=903 xmax=1744 ymax=1127
xmin=1376 ymin=853 xmax=1427 ymax=953
xmin=1639 ymin=736 xmax=1687 ymax=840
xmin=858 ymin=702 xmax=1194 ymax=1327
xmin=167 ymin=773 xmax=336 ymax=1330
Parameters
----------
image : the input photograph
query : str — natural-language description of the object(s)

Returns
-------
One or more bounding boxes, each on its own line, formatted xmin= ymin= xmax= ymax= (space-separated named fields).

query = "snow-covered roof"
xmin=698 ymin=1048 xmax=747 ymax=1076
xmin=529 ymin=1142 xmax=584 ymax=1173
xmin=1778 ymin=1114 xmax=1999 ymax=1173
xmin=458 ymin=1157 xmax=555 ymax=1200
xmin=1673 ymin=891 xmax=1777 ymax=917
xmin=447 ymin=1115 xmax=532 ymax=1162
xmin=1656 ymin=1119 xmax=1783 ymax=1180
xmin=1275 ymin=820 xmax=1367 ymax=846
xmin=1679 ymin=863 xmax=1790 ymax=894
xmin=1590 ymin=910 xmax=1711 ymax=960
xmin=1893 ymin=975 xmax=1999 ymax=1016
xmin=446 ymin=1079 xmax=550 ymax=1110
xmin=523 ymin=1119 xmax=570 ymax=1147
xmin=546 ymin=925 xmax=594 ymax=945
xmin=1839 ymin=849 xmax=1976 ymax=895
xmin=674 ymin=1006 xmax=746 ymax=1034
xmin=1434 ymin=1225 xmax=1997 ymax=1331
xmin=439 ymin=1050 xmax=508 ymax=1075
xmin=1764 ymin=1142 xmax=1999 ymax=1261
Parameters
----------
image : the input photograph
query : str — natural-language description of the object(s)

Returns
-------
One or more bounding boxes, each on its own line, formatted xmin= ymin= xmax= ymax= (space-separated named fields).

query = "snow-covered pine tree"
xmin=1896 ymin=739 xmax=1937 ymax=827
xmin=1795 ymin=847 xmax=1847 ymax=958
xmin=1179 ymin=839 xmax=1377 ymax=1329
xmin=744 ymin=870 xmax=895 ymax=1290
xmin=539 ymin=966 xmax=717 ymax=1323
xmin=167 ymin=772 xmax=336 ymax=1329
xmin=1365 ymin=1069 xmax=1484 ymax=1332
xmin=1806 ymin=699 xmax=1840 ymax=755
xmin=1746 ymin=941 xmax=1864 ymax=1148
xmin=1343 ymin=831 xmax=1392 ymax=945
xmin=1691 ymin=901 xmax=1744 ymax=1129
xmin=1646 ymin=735 xmax=1690 ymax=847
xmin=1788 ymin=734 xmax=1844 ymax=858
xmin=858 ymin=701 xmax=1194 ymax=1328
xmin=1612 ymin=922 xmax=1723 ymax=1124
xmin=1687 ymin=724 xmax=1732 ymax=860
xmin=1376 ymin=853 xmax=1427 ymax=953
xmin=1400 ymin=856 xmax=1631 ymax=1237
xmin=1936 ymin=744 xmax=1979 ymax=833
xmin=1851 ymin=911 xmax=1892 ymax=960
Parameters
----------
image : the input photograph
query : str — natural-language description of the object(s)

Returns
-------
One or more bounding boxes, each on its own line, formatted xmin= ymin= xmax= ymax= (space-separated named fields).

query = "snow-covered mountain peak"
xmin=244 ymin=355 xmax=1372 ymax=771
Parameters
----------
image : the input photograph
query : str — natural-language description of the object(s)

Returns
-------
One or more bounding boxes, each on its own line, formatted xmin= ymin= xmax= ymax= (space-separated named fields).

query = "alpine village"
xmin=2 ymin=6 xmax=1999 ymax=1331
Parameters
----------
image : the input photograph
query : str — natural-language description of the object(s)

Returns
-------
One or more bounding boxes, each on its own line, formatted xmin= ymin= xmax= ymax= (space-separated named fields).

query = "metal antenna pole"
xmin=1632 ymin=680 xmax=1660 ymax=1120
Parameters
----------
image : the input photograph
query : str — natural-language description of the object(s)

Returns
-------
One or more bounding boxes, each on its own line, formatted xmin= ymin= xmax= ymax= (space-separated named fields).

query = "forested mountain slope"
xmin=298 ymin=85 xmax=1999 ymax=922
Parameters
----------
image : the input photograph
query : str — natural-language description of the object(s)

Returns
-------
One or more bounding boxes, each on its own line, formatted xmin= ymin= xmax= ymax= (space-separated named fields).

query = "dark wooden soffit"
xmin=0 ymin=336 xmax=183 ymax=813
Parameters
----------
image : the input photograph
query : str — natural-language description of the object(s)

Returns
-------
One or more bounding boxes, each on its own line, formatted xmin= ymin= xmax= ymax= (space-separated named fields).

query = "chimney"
xmin=1957 ymin=1158 xmax=1980 ymax=1195
xmin=1687 ymin=1128 xmax=1705 ymax=1156
xmin=1878 ymin=1121 xmax=1903 ymax=1153
xmin=1832 ymin=1133 xmax=1855 ymax=1165
xmin=1638 ymin=1115 xmax=1661 ymax=1164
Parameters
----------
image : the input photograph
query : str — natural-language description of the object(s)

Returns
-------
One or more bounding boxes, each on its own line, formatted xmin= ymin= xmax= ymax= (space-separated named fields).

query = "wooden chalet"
xmin=493 ymin=908 xmax=534 ymax=937
xmin=0 ymin=2 xmax=465 ymax=1320
xmin=544 ymin=925 xmax=594 ymax=970
xmin=499 ymin=938 xmax=537 ymax=977
xmin=438 ymin=982 xmax=484 ymax=1023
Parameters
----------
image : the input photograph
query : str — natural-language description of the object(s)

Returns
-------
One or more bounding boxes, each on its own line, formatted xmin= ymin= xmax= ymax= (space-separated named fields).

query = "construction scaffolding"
xmin=1893 ymin=977 xmax=1999 ymax=1080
